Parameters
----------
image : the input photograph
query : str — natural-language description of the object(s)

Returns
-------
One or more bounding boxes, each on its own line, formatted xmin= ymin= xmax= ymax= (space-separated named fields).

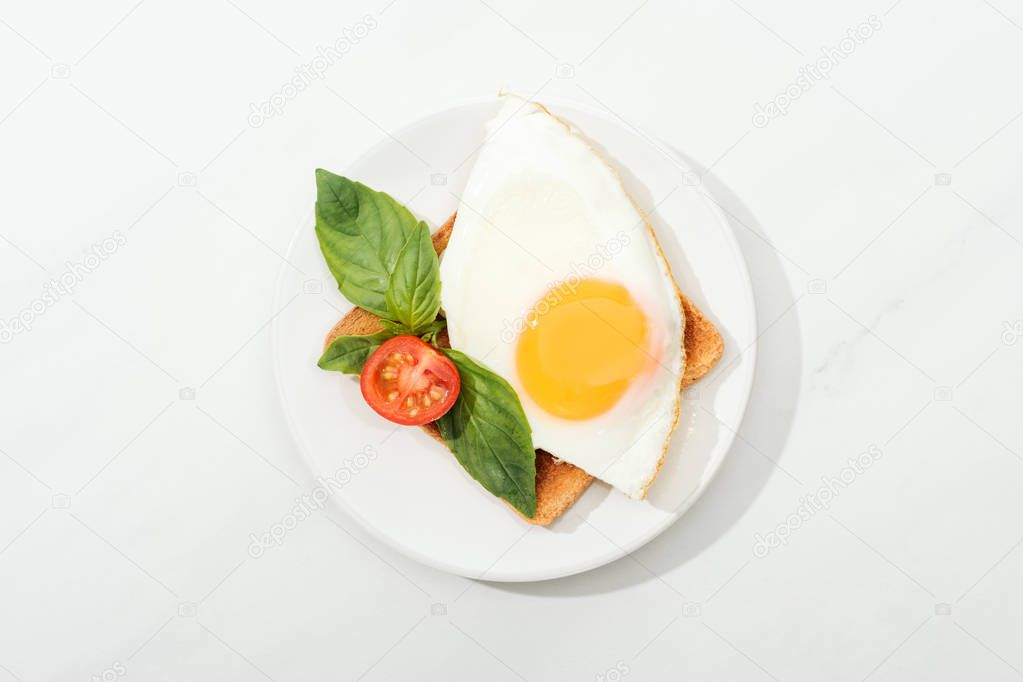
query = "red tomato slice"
xmin=360 ymin=335 xmax=460 ymax=426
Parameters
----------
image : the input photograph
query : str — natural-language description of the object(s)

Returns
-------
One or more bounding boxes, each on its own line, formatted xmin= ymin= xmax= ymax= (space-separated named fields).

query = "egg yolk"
xmin=516 ymin=278 xmax=652 ymax=420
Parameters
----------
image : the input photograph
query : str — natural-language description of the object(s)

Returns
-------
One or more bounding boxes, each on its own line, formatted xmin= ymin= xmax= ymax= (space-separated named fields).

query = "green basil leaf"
xmin=417 ymin=319 xmax=447 ymax=345
xmin=385 ymin=222 xmax=441 ymax=333
xmin=436 ymin=349 xmax=537 ymax=517
xmin=317 ymin=330 xmax=394 ymax=374
xmin=378 ymin=319 xmax=411 ymax=335
xmin=377 ymin=318 xmax=445 ymax=343
xmin=379 ymin=318 xmax=446 ymax=339
xmin=314 ymin=170 xmax=419 ymax=319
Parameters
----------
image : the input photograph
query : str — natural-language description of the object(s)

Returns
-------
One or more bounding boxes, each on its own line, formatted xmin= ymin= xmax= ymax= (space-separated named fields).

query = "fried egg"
xmin=439 ymin=96 xmax=686 ymax=499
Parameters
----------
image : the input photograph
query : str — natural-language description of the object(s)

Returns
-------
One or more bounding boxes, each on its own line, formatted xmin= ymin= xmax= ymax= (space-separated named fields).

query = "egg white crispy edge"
xmin=497 ymin=93 xmax=688 ymax=499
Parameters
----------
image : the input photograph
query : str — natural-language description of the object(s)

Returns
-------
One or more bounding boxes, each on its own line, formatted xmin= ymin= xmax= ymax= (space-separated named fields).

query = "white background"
xmin=1 ymin=0 xmax=1022 ymax=680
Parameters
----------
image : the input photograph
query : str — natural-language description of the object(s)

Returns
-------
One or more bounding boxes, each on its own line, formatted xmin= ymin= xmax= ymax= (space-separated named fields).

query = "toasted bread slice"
xmin=324 ymin=214 xmax=724 ymax=525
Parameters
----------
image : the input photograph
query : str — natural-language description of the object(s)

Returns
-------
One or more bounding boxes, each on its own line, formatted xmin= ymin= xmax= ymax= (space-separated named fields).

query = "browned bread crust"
xmin=323 ymin=214 xmax=723 ymax=525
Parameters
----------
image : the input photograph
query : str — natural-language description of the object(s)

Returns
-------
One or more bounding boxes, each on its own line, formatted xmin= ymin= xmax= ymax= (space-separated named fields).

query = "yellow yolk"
xmin=516 ymin=278 xmax=652 ymax=420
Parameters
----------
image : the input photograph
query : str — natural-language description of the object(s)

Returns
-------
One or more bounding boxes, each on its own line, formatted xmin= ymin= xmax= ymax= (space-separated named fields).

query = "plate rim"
xmin=271 ymin=96 xmax=758 ymax=582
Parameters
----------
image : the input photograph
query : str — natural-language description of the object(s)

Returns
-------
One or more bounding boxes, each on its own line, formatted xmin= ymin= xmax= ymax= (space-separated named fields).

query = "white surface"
xmin=1 ymin=1 xmax=1022 ymax=680
xmin=273 ymin=97 xmax=756 ymax=580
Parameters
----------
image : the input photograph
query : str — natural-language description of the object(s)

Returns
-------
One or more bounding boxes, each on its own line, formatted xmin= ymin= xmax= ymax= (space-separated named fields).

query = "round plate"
xmin=272 ymin=98 xmax=756 ymax=582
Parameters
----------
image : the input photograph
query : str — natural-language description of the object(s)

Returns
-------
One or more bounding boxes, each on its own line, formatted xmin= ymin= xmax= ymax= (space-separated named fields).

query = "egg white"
xmin=440 ymin=96 xmax=686 ymax=499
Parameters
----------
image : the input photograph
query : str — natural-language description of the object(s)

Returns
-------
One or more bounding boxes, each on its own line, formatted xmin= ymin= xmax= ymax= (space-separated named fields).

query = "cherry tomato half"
xmin=360 ymin=335 xmax=460 ymax=426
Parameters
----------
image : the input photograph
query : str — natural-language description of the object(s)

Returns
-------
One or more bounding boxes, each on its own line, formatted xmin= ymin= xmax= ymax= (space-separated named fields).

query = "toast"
xmin=324 ymin=214 xmax=724 ymax=525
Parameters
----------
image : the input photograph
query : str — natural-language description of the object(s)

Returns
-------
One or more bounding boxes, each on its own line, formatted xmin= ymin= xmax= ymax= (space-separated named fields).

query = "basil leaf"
xmin=317 ymin=330 xmax=394 ymax=374
xmin=378 ymin=319 xmax=411 ymax=335
xmin=314 ymin=170 xmax=419 ymax=319
xmin=379 ymin=318 xmax=446 ymax=343
xmin=418 ymin=319 xmax=447 ymax=345
xmin=385 ymin=222 xmax=442 ymax=333
xmin=436 ymin=350 xmax=537 ymax=517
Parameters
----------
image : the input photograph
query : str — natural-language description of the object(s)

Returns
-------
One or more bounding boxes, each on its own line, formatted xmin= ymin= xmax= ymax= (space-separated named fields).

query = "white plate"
xmin=272 ymin=98 xmax=756 ymax=582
